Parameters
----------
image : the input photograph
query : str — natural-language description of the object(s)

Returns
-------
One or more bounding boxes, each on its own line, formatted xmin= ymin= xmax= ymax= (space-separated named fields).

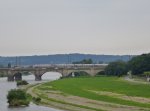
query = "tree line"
xmin=73 ymin=58 xmax=93 ymax=64
xmin=104 ymin=53 xmax=150 ymax=76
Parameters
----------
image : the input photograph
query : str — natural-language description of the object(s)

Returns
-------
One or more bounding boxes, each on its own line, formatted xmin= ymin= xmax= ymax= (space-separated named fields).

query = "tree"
xmin=128 ymin=53 xmax=150 ymax=75
xmin=105 ymin=60 xmax=128 ymax=76
xmin=143 ymin=71 xmax=150 ymax=82
xmin=16 ymin=80 xmax=29 ymax=86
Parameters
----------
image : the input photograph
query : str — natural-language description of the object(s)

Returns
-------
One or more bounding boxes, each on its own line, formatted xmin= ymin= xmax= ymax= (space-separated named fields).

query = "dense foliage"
xmin=7 ymin=89 xmax=30 ymax=106
xmin=144 ymin=71 xmax=150 ymax=76
xmin=104 ymin=53 xmax=150 ymax=76
xmin=128 ymin=53 xmax=150 ymax=75
xmin=16 ymin=80 xmax=29 ymax=86
xmin=105 ymin=60 xmax=128 ymax=76
xmin=32 ymin=97 xmax=41 ymax=103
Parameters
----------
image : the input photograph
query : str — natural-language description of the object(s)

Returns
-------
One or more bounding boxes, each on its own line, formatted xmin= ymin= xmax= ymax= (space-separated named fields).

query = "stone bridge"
xmin=0 ymin=64 xmax=107 ymax=81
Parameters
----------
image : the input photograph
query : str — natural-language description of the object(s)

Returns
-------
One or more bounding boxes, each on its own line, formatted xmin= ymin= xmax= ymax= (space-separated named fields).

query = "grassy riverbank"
xmin=27 ymin=77 xmax=150 ymax=111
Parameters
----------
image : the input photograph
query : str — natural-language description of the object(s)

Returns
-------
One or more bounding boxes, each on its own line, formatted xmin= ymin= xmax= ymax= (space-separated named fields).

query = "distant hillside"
xmin=0 ymin=53 xmax=134 ymax=66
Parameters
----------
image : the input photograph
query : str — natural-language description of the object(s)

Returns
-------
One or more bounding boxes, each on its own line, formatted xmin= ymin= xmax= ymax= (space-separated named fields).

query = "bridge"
xmin=0 ymin=64 xmax=107 ymax=81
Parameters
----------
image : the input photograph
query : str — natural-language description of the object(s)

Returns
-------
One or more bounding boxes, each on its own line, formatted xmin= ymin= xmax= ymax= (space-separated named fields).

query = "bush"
xmin=17 ymin=80 xmax=29 ymax=86
xmin=32 ymin=97 xmax=41 ymax=103
xmin=7 ymin=89 xmax=30 ymax=106
xmin=96 ymin=71 xmax=105 ymax=76
xmin=73 ymin=71 xmax=89 ymax=77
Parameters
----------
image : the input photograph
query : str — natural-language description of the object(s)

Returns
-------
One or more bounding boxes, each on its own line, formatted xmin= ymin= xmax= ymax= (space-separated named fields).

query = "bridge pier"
xmin=14 ymin=72 xmax=22 ymax=81
xmin=35 ymin=74 xmax=42 ymax=81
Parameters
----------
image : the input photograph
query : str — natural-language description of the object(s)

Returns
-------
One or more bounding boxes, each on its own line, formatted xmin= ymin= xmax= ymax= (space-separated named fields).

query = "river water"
xmin=0 ymin=72 xmax=62 ymax=111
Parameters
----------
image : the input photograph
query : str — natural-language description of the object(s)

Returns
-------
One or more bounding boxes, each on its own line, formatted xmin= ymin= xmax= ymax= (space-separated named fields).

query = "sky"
xmin=0 ymin=0 xmax=150 ymax=56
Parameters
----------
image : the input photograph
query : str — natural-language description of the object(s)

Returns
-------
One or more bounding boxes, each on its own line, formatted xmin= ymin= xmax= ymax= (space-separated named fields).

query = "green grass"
xmin=39 ymin=76 xmax=150 ymax=108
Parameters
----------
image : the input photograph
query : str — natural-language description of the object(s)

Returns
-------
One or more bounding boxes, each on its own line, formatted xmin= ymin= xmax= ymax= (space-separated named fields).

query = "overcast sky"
xmin=0 ymin=0 xmax=150 ymax=56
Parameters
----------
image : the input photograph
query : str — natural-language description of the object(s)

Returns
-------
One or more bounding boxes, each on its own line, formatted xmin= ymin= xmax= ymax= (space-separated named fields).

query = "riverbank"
xmin=26 ymin=77 xmax=150 ymax=111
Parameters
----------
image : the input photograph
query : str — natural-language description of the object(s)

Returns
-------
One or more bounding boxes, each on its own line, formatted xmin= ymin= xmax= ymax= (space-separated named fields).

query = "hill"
xmin=0 ymin=53 xmax=134 ymax=66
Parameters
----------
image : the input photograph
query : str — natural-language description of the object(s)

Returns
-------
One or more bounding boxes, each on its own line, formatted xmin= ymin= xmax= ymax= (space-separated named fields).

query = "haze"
xmin=0 ymin=0 xmax=150 ymax=56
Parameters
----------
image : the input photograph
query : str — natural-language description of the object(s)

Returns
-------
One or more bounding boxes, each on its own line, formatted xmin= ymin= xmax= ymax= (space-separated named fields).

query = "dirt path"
xmin=46 ymin=90 xmax=149 ymax=111
xmin=26 ymin=83 xmax=97 ymax=111
xmin=88 ymin=90 xmax=150 ymax=104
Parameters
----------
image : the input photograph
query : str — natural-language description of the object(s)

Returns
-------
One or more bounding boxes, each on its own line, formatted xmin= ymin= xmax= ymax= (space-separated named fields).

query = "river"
xmin=0 ymin=72 xmax=62 ymax=111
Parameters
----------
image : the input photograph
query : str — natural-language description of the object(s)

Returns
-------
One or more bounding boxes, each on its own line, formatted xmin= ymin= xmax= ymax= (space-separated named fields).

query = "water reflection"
xmin=0 ymin=72 xmax=62 ymax=111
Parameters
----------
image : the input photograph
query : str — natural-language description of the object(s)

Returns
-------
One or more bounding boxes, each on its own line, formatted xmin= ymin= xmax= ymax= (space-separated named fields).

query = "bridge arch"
xmin=34 ymin=69 xmax=64 ymax=81
xmin=7 ymin=71 xmax=63 ymax=81
xmin=67 ymin=71 xmax=90 ymax=77
xmin=64 ymin=69 xmax=101 ymax=77
xmin=7 ymin=71 xmax=22 ymax=81
xmin=41 ymin=71 xmax=62 ymax=80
